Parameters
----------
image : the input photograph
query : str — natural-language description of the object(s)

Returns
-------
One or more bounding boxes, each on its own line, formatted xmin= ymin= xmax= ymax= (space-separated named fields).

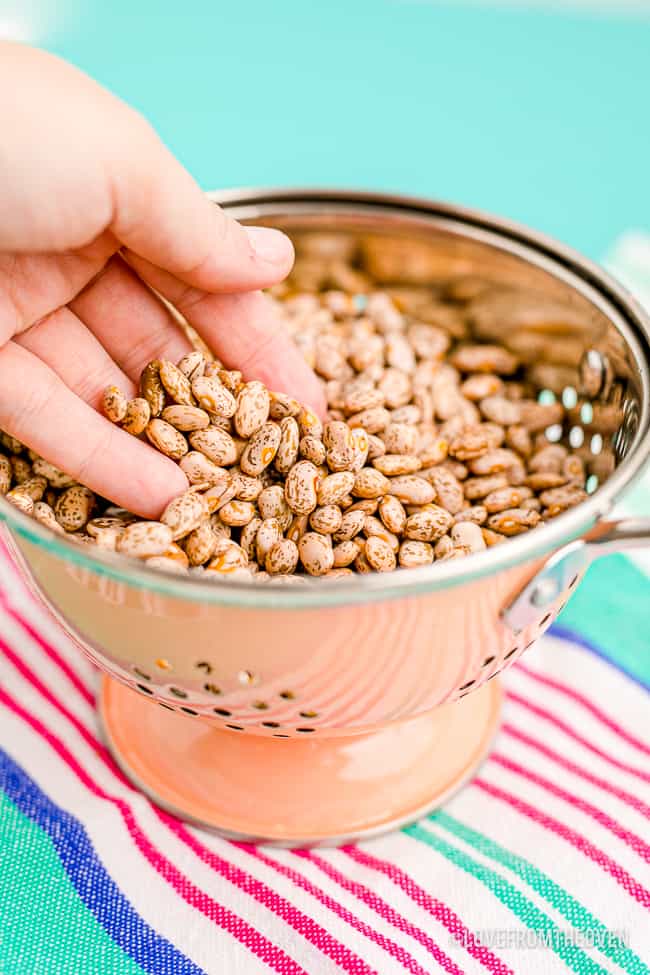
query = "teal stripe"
xmin=0 ymin=790 xmax=146 ymax=975
xmin=404 ymin=822 xmax=611 ymax=975
xmin=559 ymin=554 xmax=650 ymax=687
xmin=432 ymin=810 xmax=647 ymax=975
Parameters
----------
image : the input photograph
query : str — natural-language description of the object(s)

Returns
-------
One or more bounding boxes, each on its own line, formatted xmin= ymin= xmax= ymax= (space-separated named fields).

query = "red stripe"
xmin=0 ymin=636 xmax=383 ymax=975
xmin=241 ymin=846 xmax=444 ymax=975
xmin=515 ymin=661 xmax=650 ymax=757
xmin=0 ymin=591 xmax=95 ymax=706
xmin=294 ymin=850 xmax=477 ymax=975
xmin=506 ymin=689 xmax=650 ymax=785
xmin=474 ymin=777 xmax=650 ymax=908
xmin=153 ymin=815 xmax=380 ymax=975
xmin=503 ymin=721 xmax=650 ymax=819
xmin=0 ymin=685 xmax=306 ymax=975
xmin=343 ymin=847 xmax=514 ymax=975
xmin=490 ymin=750 xmax=650 ymax=862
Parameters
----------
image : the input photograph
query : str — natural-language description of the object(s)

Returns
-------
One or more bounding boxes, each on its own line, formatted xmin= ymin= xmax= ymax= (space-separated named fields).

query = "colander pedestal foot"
xmin=100 ymin=675 xmax=502 ymax=846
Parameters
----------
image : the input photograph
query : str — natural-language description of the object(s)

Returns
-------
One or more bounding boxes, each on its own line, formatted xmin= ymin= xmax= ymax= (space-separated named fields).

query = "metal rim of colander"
xmin=1 ymin=187 xmax=649 ymax=608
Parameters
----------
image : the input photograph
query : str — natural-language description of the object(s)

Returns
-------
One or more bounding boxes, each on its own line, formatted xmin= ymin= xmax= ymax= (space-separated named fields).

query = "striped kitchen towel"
xmin=0 ymin=540 xmax=648 ymax=975
xmin=1 ymin=231 xmax=650 ymax=975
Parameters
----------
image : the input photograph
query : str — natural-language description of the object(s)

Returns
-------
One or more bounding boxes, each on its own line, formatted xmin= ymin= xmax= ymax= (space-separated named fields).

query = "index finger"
xmin=109 ymin=122 xmax=294 ymax=293
xmin=0 ymin=342 xmax=188 ymax=518
xmin=124 ymin=253 xmax=327 ymax=418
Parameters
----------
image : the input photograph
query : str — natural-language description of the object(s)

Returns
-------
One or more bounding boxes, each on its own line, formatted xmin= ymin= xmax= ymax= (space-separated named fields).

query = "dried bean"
xmin=159 ymin=360 xmax=194 ymax=406
xmin=451 ymin=521 xmax=486 ymax=553
xmin=484 ymin=486 xmax=533 ymax=513
xmin=266 ymin=538 xmax=299 ymax=575
xmin=122 ymin=398 xmax=151 ymax=435
xmin=333 ymin=508 xmax=366 ymax=542
xmin=299 ymin=532 xmax=334 ymax=576
xmin=422 ymin=467 xmax=462 ymax=513
xmin=235 ymin=381 xmax=271 ymax=437
xmin=398 ymin=540 xmax=433 ymax=568
xmin=140 ymin=360 xmax=165 ymax=417
xmin=185 ymin=521 xmax=218 ymax=565
xmin=372 ymin=454 xmax=421 ymax=476
xmin=219 ymin=500 xmax=256 ymax=527
xmin=300 ymin=435 xmax=327 ymax=466
xmin=333 ymin=540 xmax=361 ymax=567
xmin=176 ymin=351 xmax=206 ymax=381
xmin=117 ymin=521 xmax=173 ymax=558
xmin=487 ymin=508 xmax=541 ymax=536
xmin=365 ymin=536 xmax=397 ymax=571
xmin=55 ymin=486 xmax=95 ymax=531
xmin=179 ymin=452 xmax=228 ymax=486
xmin=378 ymin=494 xmax=407 ymax=534
xmin=310 ymin=505 xmax=343 ymax=534
xmin=103 ymin=386 xmax=128 ymax=423
xmin=285 ymin=460 xmax=320 ymax=514
xmin=353 ymin=468 xmax=390 ymax=499
xmin=33 ymin=502 xmax=64 ymax=534
xmin=162 ymin=405 xmax=210 ymax=432
xmin=192 ymin=376 xmax=237 ymax=418
xmin=207 ymin=539 xmax=248 ymax=574
xmin=404 ymin=505 xmax=453 ymax=542
xmin=453 ymin=505 xmax=487 ymax=525
xmin=146 ymin=419 xmax=188 ymax=460
xmin=240 ymin=422 xmax=281 ymax=476
xmin=189 ymin=427 xmax=237 ymax=466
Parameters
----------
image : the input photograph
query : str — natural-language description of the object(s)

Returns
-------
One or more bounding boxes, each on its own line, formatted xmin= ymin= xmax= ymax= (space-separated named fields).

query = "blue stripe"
xmin=549 ymin=624 xmax=650 ymax=693
xmin=0 ymin=749 xmax=206 ymax=975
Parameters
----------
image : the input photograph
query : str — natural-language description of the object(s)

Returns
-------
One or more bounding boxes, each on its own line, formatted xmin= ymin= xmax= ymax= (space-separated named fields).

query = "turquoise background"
xmin=19 ymin=0 xmax=650 ymax=260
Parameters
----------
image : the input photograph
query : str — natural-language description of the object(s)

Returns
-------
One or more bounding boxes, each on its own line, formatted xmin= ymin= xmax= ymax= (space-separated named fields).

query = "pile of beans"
xmin=0 ymin=246 xmax=595 ymax=582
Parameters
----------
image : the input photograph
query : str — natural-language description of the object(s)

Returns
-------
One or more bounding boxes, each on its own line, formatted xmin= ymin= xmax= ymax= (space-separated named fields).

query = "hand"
xmin=0 ymin=43 xmax=325 ymax=518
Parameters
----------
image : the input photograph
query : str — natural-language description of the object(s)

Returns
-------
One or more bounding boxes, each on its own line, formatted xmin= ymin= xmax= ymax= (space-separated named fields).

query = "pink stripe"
xmin=0 ymin=638 xmax=382 ymax=975
xmin=0 ymin=685 xmax=306 ymax=975
xmin=0 ymin=636 xmax=133 ymax=787
xmin=344 ymin=847 xmax=513 ymax=975
xmin=474 ymin=777 xmax=650 ymax=909
xmin=295 ymin=850 xmax=468 ymax=975
xmin=241 ymin=846 xmax=443 ymax=975
xmin=0 ymin=597 xmax=95 ymax=706
xmin=0 ymin=539 xmax=95 ymax=704
xmin=490 ymin=750 xmax=650 ymax=863
xmin=155 ymin=817 xmax=379 ymax=975
xmin=506 ymin=689 xmax=650 ymax=785
xmin=503 ymin=721 xmax=650 ymax=820
xmin=515 ymin=661 xmax=650 ymax=757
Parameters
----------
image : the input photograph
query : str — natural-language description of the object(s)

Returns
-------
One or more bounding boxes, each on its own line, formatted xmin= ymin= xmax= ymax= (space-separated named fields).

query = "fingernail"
xmin=244 ymin=226 xmax=294 ymax=265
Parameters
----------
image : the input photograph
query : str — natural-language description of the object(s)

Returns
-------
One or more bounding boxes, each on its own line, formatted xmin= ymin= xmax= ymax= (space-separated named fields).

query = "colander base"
xmin=100 ymin=676 xmax=502 ymax=847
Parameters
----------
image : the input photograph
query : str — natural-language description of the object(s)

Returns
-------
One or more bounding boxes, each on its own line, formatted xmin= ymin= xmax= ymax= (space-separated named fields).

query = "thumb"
xmin=0 ymin=42 xmax=293 ymax=293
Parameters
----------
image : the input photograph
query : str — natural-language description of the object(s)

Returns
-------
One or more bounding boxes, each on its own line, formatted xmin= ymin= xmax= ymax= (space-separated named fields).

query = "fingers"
xmin=123 ymin=255 xmax=327 ymax=417
xmin=0 ymin=342 xmax=187 ymax=518
xmin=16 ymin=306 xmax=135 ymax=408
xmin=107 ymin=120 xmax=293 ymax=292
xmin=69 ymin=255 xmax=192 ymax=381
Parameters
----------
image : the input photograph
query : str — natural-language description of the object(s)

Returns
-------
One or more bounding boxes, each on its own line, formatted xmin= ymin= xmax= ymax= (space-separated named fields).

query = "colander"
xmin=2 ymin=189 xmax=649 ymax=846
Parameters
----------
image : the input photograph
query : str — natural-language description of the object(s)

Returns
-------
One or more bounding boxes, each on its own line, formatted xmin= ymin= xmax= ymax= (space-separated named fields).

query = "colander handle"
xmin=502 ymin=518 xmax=650 ymax=633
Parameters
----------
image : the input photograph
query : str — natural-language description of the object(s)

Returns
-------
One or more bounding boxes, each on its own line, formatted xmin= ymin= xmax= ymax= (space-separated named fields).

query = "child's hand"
xmin=0 ymin=43 xmax=325 ymax=517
